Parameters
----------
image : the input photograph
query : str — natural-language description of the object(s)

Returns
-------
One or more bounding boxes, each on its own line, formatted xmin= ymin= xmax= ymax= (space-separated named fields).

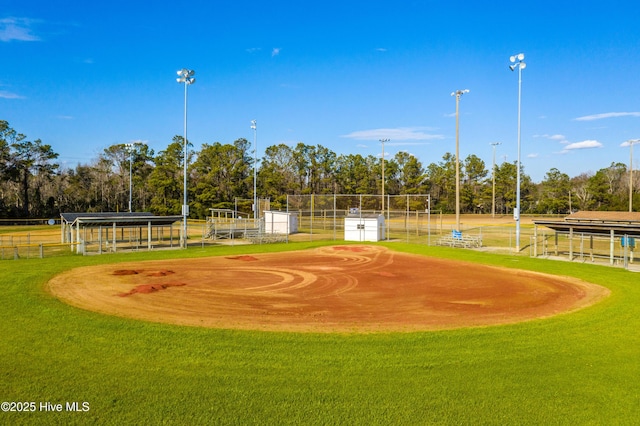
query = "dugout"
xmin=533 ymin=211 xmax=640 ymax=265
xmin=344 ymin=213 xmax=385 ymax=242
xmin=61 ymin=212 xmax=183 ymax=254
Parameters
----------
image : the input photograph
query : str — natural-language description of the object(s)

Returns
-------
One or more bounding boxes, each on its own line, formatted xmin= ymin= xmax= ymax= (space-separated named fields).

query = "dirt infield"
xmin=46 ymin=245 xmax=609 ymax=332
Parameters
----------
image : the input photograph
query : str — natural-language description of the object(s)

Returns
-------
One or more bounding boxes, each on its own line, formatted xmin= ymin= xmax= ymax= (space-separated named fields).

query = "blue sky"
xmin=2 ymin=0 xmax=639 ymax=182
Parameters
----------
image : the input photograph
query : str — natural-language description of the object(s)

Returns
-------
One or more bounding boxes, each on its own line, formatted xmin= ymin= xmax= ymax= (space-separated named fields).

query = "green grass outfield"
xmin=1 ymin=242 xmax=639 ymax=425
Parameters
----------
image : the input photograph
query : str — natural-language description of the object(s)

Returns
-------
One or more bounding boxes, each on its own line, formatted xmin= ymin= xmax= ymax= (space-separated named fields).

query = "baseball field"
xmin=2 ymin=240 xmax=639 ymax=424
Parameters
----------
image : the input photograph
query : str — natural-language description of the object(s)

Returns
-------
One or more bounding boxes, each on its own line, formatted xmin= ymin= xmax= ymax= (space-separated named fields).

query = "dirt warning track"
xmin=46 ymin=245 xmax=609 ymax=332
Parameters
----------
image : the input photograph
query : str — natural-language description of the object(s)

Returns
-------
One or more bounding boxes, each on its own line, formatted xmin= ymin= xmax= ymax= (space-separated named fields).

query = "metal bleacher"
xmin=436 ymin=230 xmax=482 ymax=248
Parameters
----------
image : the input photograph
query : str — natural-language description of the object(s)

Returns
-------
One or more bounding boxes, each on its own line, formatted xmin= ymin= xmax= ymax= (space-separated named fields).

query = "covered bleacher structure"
xmin=533 ymin=211 xmax=640 ymax=267
xmin=61 ymin=212 xmax=183 ymax=255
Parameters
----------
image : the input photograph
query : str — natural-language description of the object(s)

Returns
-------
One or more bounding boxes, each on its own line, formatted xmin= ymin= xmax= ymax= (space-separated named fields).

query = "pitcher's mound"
xmin=46 ymin=245 xmax=609 ymax=332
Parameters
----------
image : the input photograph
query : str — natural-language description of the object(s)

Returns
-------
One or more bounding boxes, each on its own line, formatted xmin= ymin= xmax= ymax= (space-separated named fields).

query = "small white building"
xmin=344 ymin=214 xmax=385 ymax=242
xmin=264 ymin=211 xmax=298 ymax=234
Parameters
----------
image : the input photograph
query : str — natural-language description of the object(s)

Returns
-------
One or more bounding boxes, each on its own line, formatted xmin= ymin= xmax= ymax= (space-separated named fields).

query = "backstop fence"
xmin=286 ymin=194 xmax=433 ymax=243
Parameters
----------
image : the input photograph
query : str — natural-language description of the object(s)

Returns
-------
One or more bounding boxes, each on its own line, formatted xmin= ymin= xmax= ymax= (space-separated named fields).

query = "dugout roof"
xmin=60 ymin=212 xmax=183 ymax=228
xmin=534 ymin=211 xmax=640 ymax=237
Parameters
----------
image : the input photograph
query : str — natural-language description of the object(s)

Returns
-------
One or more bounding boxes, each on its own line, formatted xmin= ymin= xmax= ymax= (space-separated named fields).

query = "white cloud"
xmin=527 ymin=153 xmax=539 ymax=158
xmin=620 ymin=139 xmax=640 ymax=147
xmin=537 ymin=134 xmax=604 ymax=154
xmin=535 ymin=134 xmax=568 ymax=144
xmin=575 ymin=112 xmax=640 ymax=121
xmin=0 ymin=90 xmax=24 ymax=99
xmin=561 ymin=140 xmax=603 ymax=153
xmin=0 ymin=17 xmax=41 ymax=42
xmin=341 ymin=127 xmax=444 ymax=142
xmin=375 ymin=48 xmax=387 ymax=52
xmin=549 ymin=134 xmax=567 ymax=142
xmin=386 ymin=141 xmax=433 ymax=147
xmin=246 ymin=47 xmax=261 ymax=53
xmin=271 ymin=47 xmax=281 ymax=57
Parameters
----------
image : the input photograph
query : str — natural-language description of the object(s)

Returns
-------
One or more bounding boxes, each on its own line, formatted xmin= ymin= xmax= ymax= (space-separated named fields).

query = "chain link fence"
xmin=0 ymin=230 xmax=75 ymax=259
xmin=286 ymin=194 xmax=432 ymax=243
xmin=528 ymin=229 xmax=639 ymax=269
xmin=3 ymin=209 xmax=638 ymax=271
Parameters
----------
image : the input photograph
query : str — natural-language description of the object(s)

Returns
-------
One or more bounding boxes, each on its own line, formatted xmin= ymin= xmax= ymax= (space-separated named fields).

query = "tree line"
xmin=1 ymin=120 xmax=637 ymax=219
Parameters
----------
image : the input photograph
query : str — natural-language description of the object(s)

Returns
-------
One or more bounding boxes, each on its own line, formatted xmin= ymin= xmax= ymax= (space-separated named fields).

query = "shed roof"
xmin=61 ymin=212 xmax=182 ymax=227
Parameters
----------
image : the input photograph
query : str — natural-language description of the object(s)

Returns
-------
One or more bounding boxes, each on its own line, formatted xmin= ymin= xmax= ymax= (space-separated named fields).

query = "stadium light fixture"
xmin=251 ymin=120 xmax=257 ymax=220
xmin=379 ymin=139 xmax=390 ymax=217
xmin=176 ymin=68 xmax=195 ymax=248
xmin=451 ymin=89 xmax=469 ymax=232
xmin=125 ymin=143 xmax=134 ymax=213
xmin=626 ymin=139 xmax=640 ymax=212
xmin=509 ymin=53 xmax=525 ymax=252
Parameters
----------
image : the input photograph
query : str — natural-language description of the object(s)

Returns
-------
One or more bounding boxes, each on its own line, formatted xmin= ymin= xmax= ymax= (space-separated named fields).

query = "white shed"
xmin=264 ymin=211 xmax=298 ymax=234
xmin=344 ymin=214 xmax=385 ymax=242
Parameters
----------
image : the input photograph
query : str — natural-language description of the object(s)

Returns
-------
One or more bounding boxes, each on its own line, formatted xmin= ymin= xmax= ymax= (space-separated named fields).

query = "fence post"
xmin=14 ymin=247 xmax=19 ymax=260
xmin=40 ymin=243 xmax=44 ymax=259
xmin=310 ymin=194 xmax=314 ymax=242
xmin=609 ymin=229 xmax=614 ymax=265
xmin=427 ymin=205 xmax=431 ymax=246
xmin=333 ymin=194 xmax=337 ymax=241
xmin=569 ymin=227 xmax=574 ymax=261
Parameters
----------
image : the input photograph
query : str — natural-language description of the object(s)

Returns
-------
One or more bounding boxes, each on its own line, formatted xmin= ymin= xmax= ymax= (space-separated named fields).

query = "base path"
xmin=46 ymin=245 xmax=609 ymax=332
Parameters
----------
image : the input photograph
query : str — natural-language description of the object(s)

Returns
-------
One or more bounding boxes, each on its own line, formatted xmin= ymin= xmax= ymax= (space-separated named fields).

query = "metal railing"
xmin=0 ymin=242 xmax=78 ymax=260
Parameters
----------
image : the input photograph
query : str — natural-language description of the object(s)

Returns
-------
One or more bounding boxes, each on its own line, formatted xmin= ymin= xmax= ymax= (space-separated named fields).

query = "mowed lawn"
xmin=1 ymin=242 xmax=639 ymax=425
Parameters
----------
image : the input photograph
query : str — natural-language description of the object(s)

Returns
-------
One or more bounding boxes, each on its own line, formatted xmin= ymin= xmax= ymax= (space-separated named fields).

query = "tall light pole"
xmin=451 ymin=89 xmax=469 ymax=232
xmin=125 ymin=143 xmax=134 ymax=213
xmin=509 ymin=53 xmax=526 ymax=253
xmin=625 ymin=139 xmax=640 ymax=212
xmin=491 ymin=142 xmax=501 ymax=218
xmin=251 ymin=120 xmax=257 ymax=220
xmin=176 ymin=68 xmax=195 ymax=248
xmin=379 ymin=138 xmax=389 ymax=216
